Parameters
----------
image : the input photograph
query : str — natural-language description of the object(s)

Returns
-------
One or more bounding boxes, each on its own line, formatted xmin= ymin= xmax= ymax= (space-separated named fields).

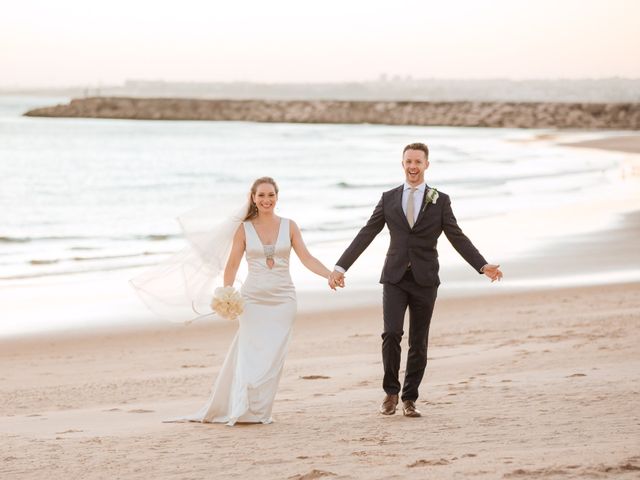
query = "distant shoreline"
xmin=561 ymin=135 xmax=640 ymax=153
xmin=24 ymin=97 xmax=640 ymax=129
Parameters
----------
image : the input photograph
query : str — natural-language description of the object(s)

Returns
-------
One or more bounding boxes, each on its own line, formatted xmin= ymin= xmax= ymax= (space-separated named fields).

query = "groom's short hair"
xmin=403 ymin=142 xmax=429 ymax=159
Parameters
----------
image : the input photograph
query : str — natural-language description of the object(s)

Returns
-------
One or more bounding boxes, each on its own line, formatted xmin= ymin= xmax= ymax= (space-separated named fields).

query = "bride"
xmin=159 ymin=177 xmax=338 ymax=426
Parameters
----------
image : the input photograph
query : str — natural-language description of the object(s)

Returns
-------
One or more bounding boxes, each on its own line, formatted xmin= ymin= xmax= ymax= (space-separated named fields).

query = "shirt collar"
xmin=403 ymin=182 xmax=426 ymax=193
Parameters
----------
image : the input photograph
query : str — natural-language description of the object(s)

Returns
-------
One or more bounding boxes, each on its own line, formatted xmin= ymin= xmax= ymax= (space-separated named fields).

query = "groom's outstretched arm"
xmin=335 ymin=194 xmax=386 ymax=272
xmin=441 ymin=194 xmax=488 ymax=273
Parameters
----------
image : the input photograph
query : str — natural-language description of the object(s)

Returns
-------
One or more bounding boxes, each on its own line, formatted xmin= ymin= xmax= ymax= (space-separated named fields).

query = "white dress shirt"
xmin=402 ymin=181 xmax=426 ymax=225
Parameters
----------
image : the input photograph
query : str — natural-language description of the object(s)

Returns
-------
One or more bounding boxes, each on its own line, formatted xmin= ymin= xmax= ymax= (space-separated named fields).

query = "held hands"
xmin=329 ymin=265 xmax=501 ymax=288
xmin=328 ymin=270 xmax=346 ymax=290
xmin=481 ymin=264 xmax=503 ymax=282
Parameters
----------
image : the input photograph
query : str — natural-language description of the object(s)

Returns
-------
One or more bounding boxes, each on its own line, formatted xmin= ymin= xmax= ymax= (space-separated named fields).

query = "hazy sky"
xmin=2 ymin=0 xmax=639 ymax=87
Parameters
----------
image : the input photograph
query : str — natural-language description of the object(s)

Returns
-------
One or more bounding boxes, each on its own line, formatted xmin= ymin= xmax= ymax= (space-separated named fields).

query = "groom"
xmin=329 ymin=142 xmax=502 ymax=417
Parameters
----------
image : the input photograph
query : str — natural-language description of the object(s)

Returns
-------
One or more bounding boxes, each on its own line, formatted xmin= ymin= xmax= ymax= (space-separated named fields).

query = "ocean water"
xmin=0 ymin=96 xmax=624 ymax=282
xmin=1 ymin=95 xmax=637 ymax=336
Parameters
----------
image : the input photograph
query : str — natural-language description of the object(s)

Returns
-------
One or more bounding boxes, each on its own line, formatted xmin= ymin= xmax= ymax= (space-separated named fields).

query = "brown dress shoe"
xmin=379 ymin=394 xmax=399 ymax=415
xmin=402 ymin=400 xmax=422 ymax=417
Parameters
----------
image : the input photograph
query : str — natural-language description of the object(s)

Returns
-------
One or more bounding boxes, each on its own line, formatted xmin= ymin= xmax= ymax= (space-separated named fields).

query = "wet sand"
xmin=562 ymin=135 xmax=640 ymax=154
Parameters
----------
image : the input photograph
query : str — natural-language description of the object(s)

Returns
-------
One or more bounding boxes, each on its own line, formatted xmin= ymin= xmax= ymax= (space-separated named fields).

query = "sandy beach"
xmin=562 ymin=134 xmax=640 ymax=154
xmin=2 ymin=281 xmax=639 ymax=479
xmin=2 ymin=136 xmax=640 ymax=479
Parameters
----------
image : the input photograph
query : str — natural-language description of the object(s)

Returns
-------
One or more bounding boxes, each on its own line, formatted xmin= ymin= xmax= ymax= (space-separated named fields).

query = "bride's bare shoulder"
xmin=234 ymin=223 xmax=247 ymax=240
xmin=287 ymin=218 xmax=301 ymax=236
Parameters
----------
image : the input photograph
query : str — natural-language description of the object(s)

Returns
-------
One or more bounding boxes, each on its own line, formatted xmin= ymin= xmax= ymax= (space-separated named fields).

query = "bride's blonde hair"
xmin=244 ymin=177 xmax=279 ymax=221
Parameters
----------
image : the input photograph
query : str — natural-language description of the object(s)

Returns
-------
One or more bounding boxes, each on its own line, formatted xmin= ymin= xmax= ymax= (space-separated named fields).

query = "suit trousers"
xmin=382 ymin=268 xmax=438 ymax=401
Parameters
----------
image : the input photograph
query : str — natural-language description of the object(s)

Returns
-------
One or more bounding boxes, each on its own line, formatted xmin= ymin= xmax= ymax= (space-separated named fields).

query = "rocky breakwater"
xmin=24 ymin=97 xmax=640 ymax=129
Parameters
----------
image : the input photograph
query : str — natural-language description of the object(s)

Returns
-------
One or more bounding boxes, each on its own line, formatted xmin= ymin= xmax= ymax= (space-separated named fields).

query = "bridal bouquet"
xmin=211 ymin=287 xmax=244 ymax=320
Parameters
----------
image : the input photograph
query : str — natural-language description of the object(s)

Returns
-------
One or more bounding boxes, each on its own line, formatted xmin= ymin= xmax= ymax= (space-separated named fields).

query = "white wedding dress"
xmin=163 ymin=218 xmax=296 ymax=426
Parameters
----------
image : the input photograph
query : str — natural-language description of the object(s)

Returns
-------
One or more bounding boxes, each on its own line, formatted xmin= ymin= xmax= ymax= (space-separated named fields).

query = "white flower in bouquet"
xmin=211 ymin=286 xmax=244 ymax=320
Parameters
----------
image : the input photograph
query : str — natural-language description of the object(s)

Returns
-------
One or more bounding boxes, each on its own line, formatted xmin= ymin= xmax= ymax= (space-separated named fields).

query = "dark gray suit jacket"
xmin=336 ymin=184 xmax=487 ymax=286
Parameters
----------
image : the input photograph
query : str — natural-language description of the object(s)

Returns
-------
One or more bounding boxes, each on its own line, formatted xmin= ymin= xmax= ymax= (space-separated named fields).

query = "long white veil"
xmin=129 ymin=195 xmax=249 ymax=324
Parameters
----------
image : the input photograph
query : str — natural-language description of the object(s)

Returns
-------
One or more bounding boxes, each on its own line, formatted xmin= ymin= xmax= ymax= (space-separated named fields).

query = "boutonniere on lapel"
xmin=421 ymin=187 xmax=439 ymax=213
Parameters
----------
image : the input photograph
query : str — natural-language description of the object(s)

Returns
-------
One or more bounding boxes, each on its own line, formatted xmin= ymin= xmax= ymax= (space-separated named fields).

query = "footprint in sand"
xmin=128 ymin=409 xmax=155 ymax=413
xmin=351 ymin=451 xmax=368 ymax=457
xmin=462 ymin=453 xmax=477 ymax=458
xmin=180 ymin=364 xmax=207 ymax=368
xmin=505 ymin=467 xmax=569 ymax=477
xmin=300 ymin=375 xmax=330 ymax=380
xmin=103 ymin=408 xmax=122 ymax=412
xmin=55 ymin=429 xmax=84 ymax=434
xmin=288 ymin=470 xmax=336 ymax=480
xmin=566 ymin=373 xmax=587 ymax=378
xmin=408 ymin=458 xmax=451 ymax=467
xmin=356 ymin=436 xmax=387 ymax=446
